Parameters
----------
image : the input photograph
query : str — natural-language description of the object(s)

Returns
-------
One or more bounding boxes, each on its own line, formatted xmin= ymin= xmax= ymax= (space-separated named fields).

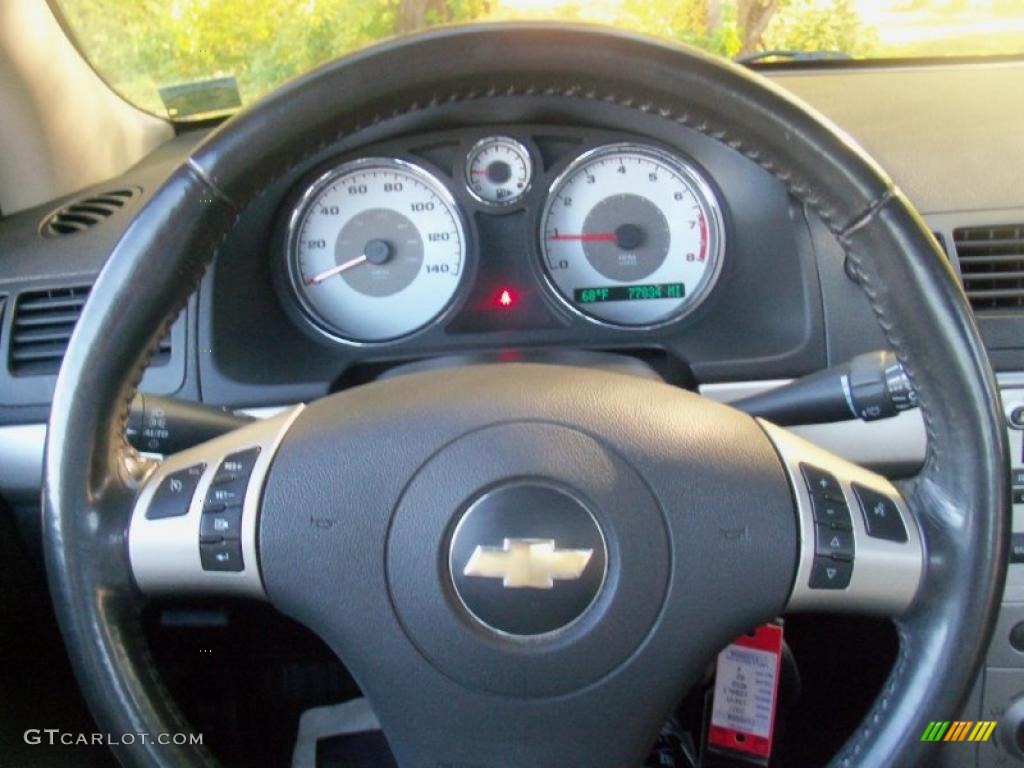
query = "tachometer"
xmin=539 ymin=144 xmax=724 ymax=327
xmin=287 ymin=158 xmax=466 ymax=343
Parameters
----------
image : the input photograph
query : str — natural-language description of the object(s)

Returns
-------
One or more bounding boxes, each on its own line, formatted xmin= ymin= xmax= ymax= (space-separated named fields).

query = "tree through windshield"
xmin=56 ymin=0 xmax=1024 ymax=118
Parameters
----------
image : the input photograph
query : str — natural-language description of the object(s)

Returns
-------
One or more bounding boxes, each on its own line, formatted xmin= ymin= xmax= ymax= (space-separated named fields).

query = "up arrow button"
xmin=815 ymin=523 xmax=854 ymax=560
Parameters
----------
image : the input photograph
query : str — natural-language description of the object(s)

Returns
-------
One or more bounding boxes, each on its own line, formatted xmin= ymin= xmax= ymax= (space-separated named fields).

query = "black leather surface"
xmin=42 ymin=23 xmax=1009 ymax=768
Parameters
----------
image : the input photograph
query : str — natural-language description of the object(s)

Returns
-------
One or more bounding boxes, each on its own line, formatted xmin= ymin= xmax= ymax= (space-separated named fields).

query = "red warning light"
xmin=496 ymin=288 xmax=516 ymax=308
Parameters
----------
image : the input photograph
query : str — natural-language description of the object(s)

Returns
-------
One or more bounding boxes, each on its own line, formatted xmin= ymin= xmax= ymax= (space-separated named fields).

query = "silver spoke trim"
xmin=128 ymin=405 xmax=304 ymax=597
xmin=761 ymin=420 xmax=924 ymax=615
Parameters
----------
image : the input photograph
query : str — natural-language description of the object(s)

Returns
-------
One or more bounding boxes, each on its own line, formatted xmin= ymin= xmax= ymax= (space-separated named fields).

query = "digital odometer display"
xmin=540 ymin=143 xmax=724 ymax=327
xmin=575 ymin=283 xmax=685 ymax=304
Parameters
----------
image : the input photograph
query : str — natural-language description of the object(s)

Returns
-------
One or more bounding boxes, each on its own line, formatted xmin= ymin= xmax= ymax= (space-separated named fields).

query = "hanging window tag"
xmin=707 ymin=623 xmax=784 ymax=765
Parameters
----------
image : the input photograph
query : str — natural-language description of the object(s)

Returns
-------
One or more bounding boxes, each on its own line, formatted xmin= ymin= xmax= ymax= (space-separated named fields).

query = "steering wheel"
xmin=43 ymin=24 xmax=1009 ymax=768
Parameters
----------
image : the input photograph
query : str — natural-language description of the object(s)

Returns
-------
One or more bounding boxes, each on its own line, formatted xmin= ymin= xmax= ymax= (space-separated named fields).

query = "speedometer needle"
xmin=306 ymin=254 xmax=368 ymax=285
xmin=547 ymin=232 xmax=617 ymax=242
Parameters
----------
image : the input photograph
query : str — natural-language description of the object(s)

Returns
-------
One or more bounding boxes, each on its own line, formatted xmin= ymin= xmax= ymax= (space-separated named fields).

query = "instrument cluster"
xmin=279 ymin=130 xmax=727 ymax=346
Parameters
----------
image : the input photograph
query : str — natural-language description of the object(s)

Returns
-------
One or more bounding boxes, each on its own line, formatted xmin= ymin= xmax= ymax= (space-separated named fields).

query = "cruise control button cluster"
xmin=198 ymin=447 xmax=260 ymax=572
xmin=852 ymin=483 xmax=908 ymax=543
xmin=146 ymin=463 xmax=205 ymax=520
xmin=800 ymin=463 xmax=854 ymax=589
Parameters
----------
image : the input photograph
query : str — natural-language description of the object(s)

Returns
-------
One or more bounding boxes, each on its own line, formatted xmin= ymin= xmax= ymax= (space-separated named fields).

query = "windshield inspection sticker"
xmin=708 ymin=623 xmax=784 ymax=764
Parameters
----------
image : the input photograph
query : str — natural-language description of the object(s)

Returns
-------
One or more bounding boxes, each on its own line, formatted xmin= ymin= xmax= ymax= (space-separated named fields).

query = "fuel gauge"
xmin=465 ymin=136 xmax=532 ymax=206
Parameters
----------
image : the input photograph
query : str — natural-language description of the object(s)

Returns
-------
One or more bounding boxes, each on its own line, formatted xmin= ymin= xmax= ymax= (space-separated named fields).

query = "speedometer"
xmin=539 ymin=144 xmax=724 ymax=327
xmin=286 ymin=158 xmax=466 ymax=343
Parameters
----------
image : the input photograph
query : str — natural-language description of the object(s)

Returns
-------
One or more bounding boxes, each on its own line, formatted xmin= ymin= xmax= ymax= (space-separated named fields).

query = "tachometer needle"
xmin=547 ymin=232 xmax=617 ymax=242
xmin=306 ymin=254 xmax=368 ymax=285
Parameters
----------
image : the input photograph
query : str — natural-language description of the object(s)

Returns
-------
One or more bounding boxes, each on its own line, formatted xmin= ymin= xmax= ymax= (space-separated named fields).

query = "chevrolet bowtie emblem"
xmin=463 ymin=538 xmax=594 ymax=589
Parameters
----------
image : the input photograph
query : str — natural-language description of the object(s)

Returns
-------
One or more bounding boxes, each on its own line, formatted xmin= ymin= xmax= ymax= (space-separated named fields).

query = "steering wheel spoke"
xmin=760 ymin=420 xmax=924 ymax=617
xmin=128 ymin=406 xmax=304 ymax=598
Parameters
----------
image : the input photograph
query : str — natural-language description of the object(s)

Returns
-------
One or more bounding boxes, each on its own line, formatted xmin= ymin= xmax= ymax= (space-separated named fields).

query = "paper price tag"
xmin=708 ymin=623 xmax=784 ymax=763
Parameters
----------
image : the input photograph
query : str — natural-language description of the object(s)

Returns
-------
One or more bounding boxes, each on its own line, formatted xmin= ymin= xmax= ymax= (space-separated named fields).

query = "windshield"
xmin=55 ymin=0 xmax=1024 ymax=119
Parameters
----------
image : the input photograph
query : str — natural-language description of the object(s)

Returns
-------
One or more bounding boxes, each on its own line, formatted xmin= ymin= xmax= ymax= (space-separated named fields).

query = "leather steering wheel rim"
xmin=43 ymin=23 xmax=1009 ymax=767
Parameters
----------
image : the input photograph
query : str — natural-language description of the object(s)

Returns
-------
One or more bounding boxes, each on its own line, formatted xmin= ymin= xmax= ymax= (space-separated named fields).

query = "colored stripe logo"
xmin=921 ymin=721 xmax=997 ymax=742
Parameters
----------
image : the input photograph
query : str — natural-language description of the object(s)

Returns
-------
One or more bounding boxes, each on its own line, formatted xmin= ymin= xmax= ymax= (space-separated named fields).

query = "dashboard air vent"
xmin=9 ymin=286 xmax=173 ymax=376
xmin=953 ymin=224 xmax=1024 ymax=312
xmin=41 ymin=188 xmax=139 ymax=237
xmin=10 ymin=286 xmax=91 ymax=375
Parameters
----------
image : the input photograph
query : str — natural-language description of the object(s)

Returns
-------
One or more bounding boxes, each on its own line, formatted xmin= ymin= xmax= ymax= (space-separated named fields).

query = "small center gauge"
xmin=465 ymin=136 xmax=533 ymax=206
